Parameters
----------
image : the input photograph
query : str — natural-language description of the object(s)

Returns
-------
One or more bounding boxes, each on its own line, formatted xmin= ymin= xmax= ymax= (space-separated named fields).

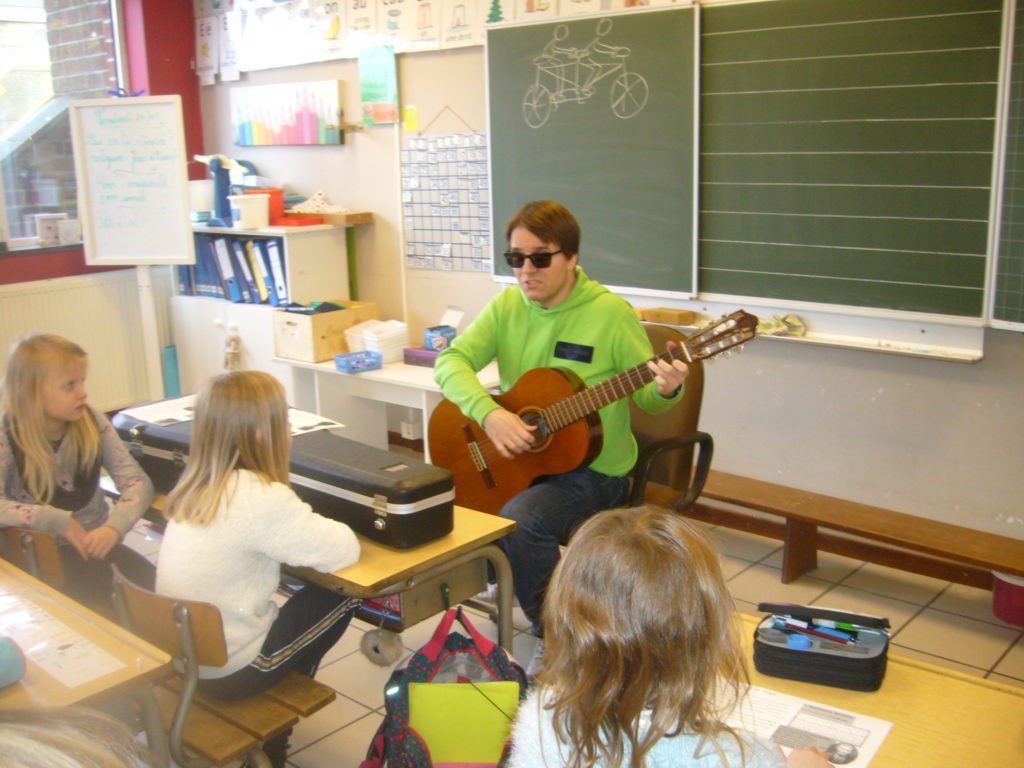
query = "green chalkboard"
xmin=995 ymin=0 xmax=1024 ymax=327
xmin=700 ymin=0 xmax=1002 ymax=316
xmin=487 ymin=8 xmax=696 ymax=294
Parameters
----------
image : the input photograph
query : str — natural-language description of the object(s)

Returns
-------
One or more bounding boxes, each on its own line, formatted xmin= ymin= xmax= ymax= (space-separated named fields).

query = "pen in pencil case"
xmin=773 ymin=619 xmax=854 ymax=644
xmin=782 ymin=616 xmax=858 ymax=641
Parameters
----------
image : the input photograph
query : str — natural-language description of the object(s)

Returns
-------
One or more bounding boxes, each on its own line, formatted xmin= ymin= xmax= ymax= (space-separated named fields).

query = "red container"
xmin=992 ymin=572 xmax=1024 ymax=626
xmin=247 ymin=187 xmax=284 ymax=223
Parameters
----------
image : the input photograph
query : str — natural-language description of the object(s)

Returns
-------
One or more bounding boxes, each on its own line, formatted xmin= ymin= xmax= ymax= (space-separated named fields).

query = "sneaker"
xmin=526 ymin=638 xmax=545 ymax=679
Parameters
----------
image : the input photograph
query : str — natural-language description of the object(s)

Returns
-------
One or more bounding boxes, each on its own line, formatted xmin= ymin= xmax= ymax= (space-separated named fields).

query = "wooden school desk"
xmin=279 ymin=358 xmax=500 ymax=463
xmin=0 ymin=558 xmax=172 ymax=709
xmin=288 ymin=505 xmax=517 ymax=649
xmin=738 ymin=613 xmax=1024 ymax=765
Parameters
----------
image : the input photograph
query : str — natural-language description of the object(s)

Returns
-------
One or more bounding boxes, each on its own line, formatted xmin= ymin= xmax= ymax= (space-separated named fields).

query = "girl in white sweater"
xmin=156 ymin=370 xmax=360 ymax=768
xmin=509 ymin=505 xmax=834 ymax=768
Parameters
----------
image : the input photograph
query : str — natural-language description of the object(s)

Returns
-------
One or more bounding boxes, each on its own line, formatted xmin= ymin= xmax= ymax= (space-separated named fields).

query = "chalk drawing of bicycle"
xmin=522 ymin=19 xmax=649 ymax=129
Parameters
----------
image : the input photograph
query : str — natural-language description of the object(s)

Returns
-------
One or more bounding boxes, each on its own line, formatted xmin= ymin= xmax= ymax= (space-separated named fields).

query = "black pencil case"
xmin=752 ymin=602 xmax=891 ymax=692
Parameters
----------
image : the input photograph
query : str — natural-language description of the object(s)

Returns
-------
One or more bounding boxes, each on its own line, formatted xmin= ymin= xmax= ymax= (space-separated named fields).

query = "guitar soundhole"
xmin=519 ymin=408 xmax=552 ymax=452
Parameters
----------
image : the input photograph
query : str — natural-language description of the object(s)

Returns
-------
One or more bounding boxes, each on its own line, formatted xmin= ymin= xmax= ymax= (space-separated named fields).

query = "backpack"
xmin=360 ymin=607 xmax=528 ymax=768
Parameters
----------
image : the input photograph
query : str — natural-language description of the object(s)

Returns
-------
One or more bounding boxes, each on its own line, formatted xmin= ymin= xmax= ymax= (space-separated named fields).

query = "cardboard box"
xmin=273 ymin=300 xmax=380 ymax=362
xmin=424 ymin=325 xmax=456 ymax=350
xmin=641 ymin=308 xmax=696 ymax=326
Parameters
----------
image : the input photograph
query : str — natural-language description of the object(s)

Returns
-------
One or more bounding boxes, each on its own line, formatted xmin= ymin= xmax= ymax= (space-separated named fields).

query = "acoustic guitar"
xmin=427 ymin=310 xmax=758 ymax=514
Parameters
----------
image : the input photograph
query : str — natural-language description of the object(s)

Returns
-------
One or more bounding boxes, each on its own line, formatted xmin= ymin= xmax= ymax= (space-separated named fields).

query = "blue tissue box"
xmin=424 ymin=325 xmax=457 ymax=350
xmin=335 ymin=350 xmax=383 ymax=373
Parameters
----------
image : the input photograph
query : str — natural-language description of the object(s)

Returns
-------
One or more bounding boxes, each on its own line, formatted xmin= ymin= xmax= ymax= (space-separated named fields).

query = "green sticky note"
xmin=408 ymin=681 xmax=519 ymax=764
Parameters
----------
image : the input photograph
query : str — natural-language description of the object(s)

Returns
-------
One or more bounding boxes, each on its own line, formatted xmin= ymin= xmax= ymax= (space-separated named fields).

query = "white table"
xmin=278 ymin=358 xmax=500 ymax=463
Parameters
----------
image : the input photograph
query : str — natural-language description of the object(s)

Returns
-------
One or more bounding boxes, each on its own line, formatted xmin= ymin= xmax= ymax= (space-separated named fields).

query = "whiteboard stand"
xmin=135 ymin=266 xmax=164 ymax=401
xmin=68 ymin=96 xmax=196 ymax=403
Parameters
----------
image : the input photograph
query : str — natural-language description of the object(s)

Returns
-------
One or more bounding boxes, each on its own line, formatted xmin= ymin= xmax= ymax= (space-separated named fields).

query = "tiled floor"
xmin=122 ymin=510 xmax=1024 ymax=768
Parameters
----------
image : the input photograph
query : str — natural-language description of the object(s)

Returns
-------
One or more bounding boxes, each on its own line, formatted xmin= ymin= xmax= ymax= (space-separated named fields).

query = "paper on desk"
xmin=0 ymin=594 xmax=125 ymax=688
xmin=724 ymin=685 xmax=892 ymax=766
xmin=120 ymin=395 xmax=345 ymax=435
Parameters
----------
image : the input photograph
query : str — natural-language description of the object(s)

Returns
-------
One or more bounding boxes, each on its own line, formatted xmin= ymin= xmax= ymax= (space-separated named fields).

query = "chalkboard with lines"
xmin=995 ymin=0 xmax=1024 ymax=328
xmin=69 ymin=95 xmax=195 ymax=266
xmin=699 ymin=0 xmax=1002 ymax=318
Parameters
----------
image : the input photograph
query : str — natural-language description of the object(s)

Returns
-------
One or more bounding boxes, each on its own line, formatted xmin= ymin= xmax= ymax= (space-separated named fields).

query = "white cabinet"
xmin=170 ymin=225 xmax=349 ymax=398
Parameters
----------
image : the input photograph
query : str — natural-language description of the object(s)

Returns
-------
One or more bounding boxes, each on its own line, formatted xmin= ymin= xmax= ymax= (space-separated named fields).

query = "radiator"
xmin=0 ymin=270 xmax=153 ymax=412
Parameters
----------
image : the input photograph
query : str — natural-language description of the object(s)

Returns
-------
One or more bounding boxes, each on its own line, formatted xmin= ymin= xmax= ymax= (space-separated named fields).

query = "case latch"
xmin=372 ymin=494 xmax=388 ymax=530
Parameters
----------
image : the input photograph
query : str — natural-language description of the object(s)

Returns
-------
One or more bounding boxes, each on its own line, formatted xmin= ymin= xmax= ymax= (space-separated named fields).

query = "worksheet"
xmin=0 ymin=594 xmax=125 ymax=689
xmin=120 ymin=395 xmax=344 ymax=435
xmin=725 ymin=685 xmax=892 ymax=766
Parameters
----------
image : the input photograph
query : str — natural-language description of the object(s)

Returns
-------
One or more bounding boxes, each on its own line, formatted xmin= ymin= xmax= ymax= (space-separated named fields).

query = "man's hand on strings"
xmin=483 ymin=409 xmax=537 ymax=459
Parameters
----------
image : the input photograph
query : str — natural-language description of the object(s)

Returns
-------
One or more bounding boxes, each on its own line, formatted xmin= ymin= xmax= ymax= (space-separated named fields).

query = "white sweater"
xmin=510 ymin=687 xmax=785 ymax=768
xmin=156 ymin=470 xmax=360 ymax=677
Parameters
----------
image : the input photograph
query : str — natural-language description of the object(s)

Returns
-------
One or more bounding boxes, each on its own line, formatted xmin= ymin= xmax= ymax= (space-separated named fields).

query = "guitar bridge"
xmin=462 ymin=423 xmax=497 ymax=489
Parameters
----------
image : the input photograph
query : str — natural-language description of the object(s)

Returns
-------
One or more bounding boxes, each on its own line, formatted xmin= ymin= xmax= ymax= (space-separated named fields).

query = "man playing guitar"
xmin=433 ymin=200 xmax=688 ymax=675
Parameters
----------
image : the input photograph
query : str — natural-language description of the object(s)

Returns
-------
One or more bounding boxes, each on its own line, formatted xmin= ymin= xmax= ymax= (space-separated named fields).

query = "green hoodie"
xmin=434 ymin=267 xmax=682 ymax=477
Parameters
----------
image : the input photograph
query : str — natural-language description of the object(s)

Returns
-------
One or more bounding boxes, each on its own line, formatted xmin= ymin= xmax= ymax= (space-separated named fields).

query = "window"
xmin=0 ymin=0 xmax=119 ymax=247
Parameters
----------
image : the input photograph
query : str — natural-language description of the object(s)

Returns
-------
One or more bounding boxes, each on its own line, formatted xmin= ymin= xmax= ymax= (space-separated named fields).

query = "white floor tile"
xmin=315 ymin=647 xmax=399 ymax=709
xmin=930 ymin=582 xmax=1019 ymax=627
xmin=710 ymin=528 xmax=782 ymax=563
xmin=288 ymin=693 xmax=375 ymax=752
xmin=724 ymin=562 xmax=832 ymax=608
xmin=839 ymin=562 xmax=948 ymax=606
xmin=893 ymin=607 xmax=1021 ymax=669
xmin=288 ymin=711 xmax=383 ymax=768
xmin=991 ymin=633 xmax=1024 ymax=680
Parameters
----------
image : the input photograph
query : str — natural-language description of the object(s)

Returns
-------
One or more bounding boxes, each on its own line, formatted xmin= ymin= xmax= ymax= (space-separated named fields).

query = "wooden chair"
xmin=626 ymin=322 xmax=713 ymax=513
xmin=110 ymin=567 xmax=336 ymax=768
xmin=0 ymin=527 xmax=64 ymax=588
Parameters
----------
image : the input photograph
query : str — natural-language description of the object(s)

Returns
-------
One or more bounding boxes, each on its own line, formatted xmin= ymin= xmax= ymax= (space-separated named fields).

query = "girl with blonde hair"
xmin=156 ymin=370 xmax=361 ymax=768
xmin=0 ymin=334 xmax=155 ymax=613
xmin=509 ymin=505 xmax=834 ymax=768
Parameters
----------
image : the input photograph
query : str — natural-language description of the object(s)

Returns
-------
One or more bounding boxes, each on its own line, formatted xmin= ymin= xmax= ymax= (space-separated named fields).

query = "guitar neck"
xmin=542 ymin=347 xmax=685 ymax=432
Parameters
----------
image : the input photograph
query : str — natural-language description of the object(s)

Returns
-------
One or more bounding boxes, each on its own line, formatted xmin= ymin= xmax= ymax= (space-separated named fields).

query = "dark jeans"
xmin=59 ymin=543 xmax=155 ymax=619
xmin=498 ymin=466 xmax=629 ymax=631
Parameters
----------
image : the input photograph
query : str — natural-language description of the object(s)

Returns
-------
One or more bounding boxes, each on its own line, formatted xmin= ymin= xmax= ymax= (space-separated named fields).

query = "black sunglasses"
xmin=503 ymin=249 xmax=563 ymax=269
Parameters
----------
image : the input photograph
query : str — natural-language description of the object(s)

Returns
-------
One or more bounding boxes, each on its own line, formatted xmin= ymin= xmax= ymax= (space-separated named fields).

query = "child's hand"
xmin=64 ymin=518 xmax=90 ymax=560
xmin=82 ymin=525 xmax=120 ymax=560
xmin=784 ymin=747 xmax=835 ymax=768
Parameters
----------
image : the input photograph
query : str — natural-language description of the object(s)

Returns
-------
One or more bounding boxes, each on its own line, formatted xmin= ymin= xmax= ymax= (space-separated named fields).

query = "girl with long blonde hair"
xmin=509 ymin=505 xmax=834 ymax=768
xmin=156 ymin=370 xmax=361 ymax=768
xmin=0 ymin=334 xmax=155 ymax=613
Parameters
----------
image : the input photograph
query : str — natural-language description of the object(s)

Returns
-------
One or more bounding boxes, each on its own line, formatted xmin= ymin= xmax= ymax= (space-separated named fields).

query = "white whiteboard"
xmin=69 ymin=95 xmax=195 ymax=265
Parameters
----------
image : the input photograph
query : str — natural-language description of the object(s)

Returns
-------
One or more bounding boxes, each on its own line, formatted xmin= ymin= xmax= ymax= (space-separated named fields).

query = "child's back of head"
xmin=165 ymin=370 xmax=290 ymax=526
xmin=540 ymin=504 xmax=747 ymax=767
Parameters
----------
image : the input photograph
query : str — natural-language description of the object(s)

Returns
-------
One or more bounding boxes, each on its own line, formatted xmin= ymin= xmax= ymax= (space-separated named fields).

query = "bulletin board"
xmin=69 ymin=95 xmax=195 ymax=266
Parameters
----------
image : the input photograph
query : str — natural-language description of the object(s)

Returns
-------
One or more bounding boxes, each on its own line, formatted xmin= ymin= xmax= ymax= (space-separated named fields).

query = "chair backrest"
xmin=0 ymin=527 xmax=64 ymax=588
xmin=629 ymin=322 xmax=705 ymax=495
xmin=111 ymin=566 xmax=229 ymax=668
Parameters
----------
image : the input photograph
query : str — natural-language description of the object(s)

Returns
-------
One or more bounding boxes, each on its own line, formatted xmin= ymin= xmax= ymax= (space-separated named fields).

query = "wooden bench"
xmin=689 ymin=470 xmax=1024 ymax=589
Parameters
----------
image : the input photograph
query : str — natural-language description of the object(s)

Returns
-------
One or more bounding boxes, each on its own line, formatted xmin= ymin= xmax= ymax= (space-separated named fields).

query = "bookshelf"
xmin=185 ymin=224 xmax=349 ymax=305
xmin=171 ymin=224 xmax=352 ymax=400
